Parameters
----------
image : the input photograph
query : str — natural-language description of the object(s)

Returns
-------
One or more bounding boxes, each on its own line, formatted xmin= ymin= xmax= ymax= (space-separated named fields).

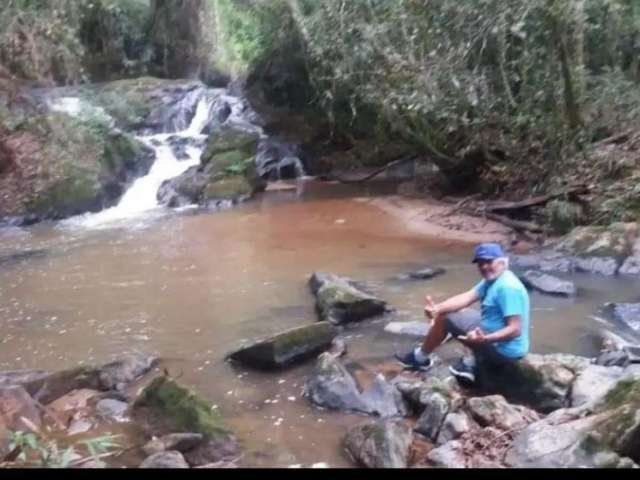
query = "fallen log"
xmin=324 ymin=156 xmax=417 ymax=184
xmin=483 ymin=212 xmax=545 ymax=233
xmin=483 ymin=185 xmax=588 ymax=213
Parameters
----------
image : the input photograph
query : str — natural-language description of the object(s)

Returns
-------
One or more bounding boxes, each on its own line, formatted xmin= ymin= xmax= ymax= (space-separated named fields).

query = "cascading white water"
xmin=54 ymin=96 xmax=214 ymax=228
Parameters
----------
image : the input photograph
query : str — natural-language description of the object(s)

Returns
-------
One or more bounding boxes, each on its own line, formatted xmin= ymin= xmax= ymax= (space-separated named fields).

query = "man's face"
xmin=476 ymin=258 xmax=503 ymax=281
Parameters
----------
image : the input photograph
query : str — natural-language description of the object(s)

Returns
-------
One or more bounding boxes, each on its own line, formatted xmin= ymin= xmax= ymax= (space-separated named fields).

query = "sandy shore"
xmin=357 ymin=195 xmax=532 ymax=248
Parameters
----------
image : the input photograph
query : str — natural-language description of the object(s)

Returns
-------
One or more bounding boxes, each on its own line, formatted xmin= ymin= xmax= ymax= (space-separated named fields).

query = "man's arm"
xmin=460 ymin=315 xmax=521 ymax=345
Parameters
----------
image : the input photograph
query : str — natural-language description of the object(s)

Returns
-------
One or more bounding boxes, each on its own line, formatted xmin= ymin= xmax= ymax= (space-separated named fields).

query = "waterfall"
xmin=57 ymin=95 xmax=213 ymax=228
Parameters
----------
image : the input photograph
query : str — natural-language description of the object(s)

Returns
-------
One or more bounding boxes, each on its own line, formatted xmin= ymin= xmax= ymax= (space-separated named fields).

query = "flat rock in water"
xmin=343 ymin=419 xmax=413 ymax=468
xmin=574 ymin=256 xmax=620 ymax=276
xmin=511 ymin=251 xmax=575 ymax=273
xmin=226 ymin=322 xmax=338 ymax=369
xmin=603 ymin=303 xmax=640 ymax=333
xmin=402 ymin=267 xmax=446 ymax=281
xmin=0 ymin=370 xmax=50 ymax=388
xmin=519 ymin=270 xmax=577 ymax=297
xmin=140 ymin=451 xmax=190 ymax=468
xmin=384 ymin=321 xmax=429 ymax=337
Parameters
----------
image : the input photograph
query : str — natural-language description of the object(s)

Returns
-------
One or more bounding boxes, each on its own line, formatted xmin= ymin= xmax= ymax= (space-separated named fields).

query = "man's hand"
xmin=424 ymin=295 xmax=439 ymax=322
xmin=458 ymin=327 xmax=487 ymax=346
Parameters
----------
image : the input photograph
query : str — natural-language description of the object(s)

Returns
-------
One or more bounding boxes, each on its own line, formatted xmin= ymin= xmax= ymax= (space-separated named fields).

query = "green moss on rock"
xmin=202 ymin=128 xmax=260 ymax=164
xmin=135 ymin=376 xmax=231 ymax=440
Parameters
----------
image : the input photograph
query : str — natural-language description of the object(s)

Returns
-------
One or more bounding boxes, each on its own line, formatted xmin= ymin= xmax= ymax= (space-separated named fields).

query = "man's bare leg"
xmin=420 ymin=313 xmax=448 ymax=354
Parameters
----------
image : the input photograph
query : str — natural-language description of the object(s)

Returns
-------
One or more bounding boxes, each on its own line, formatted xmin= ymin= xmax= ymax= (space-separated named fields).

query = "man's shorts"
xmin=444 ymin=310 xmax=523 ymax=367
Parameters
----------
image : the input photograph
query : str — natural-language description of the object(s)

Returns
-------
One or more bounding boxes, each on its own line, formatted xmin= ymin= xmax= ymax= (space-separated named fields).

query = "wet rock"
xmin=98 ymin=352 xmax=158 ymax=391
xmin=571 ymin=365 xmax=625 ymax=407
xmin=359 ymin=374 xmax=408 ymax=418
xmin=466 ymin=395 xmax=539 ymax=431
xmin=46 ymin=388 xmax=101 ymax=424
xmin=603 ymin=303 xmax=640 ymax=333
xmin=140 ymin=451 xmax=190 ymax=469
xmin=255 ymin=138 xmax=304 ymax=180
xmin=343 ymin=419 xmax=412 ymax=468
xmin=23 ymin=367 xmax=101 ymax=405
xmin=95 ymin=399 xmax=129 ymax=423
xmin=574 ymin=256 xmax=620 ymax=276
xmin=437 ymin=412 xmax=474 ymax=445
xmin=167 ymin=135 xmax=203 ymax=161
xmin=327 ymin=336 xmax=347 ymax=359
xmin=310 ymin=272 xmax=387 ymax=325
xmin=402 ymin=267 xmax=446 ymax=281
xmin=479 ymin=353 xmax=587 ymax=413
xmin=519 ymin=270 xmax=577 ymax=297
xmin=555 ymin=223 xmax=638 ymax=259
xmin=304 ymin=353 xmax=369 ymax=414
xmin=0 ymin=369 xmax=51 ymax=388
xmin=426 ymin=440 xmax=466 ymax=468
xmin=619 ymin=239 xmax=640 ymax=275
xmin=67 ymin=418 xmax=94 ymax=436
xmin=413 ymin=392 xmax=449 ymax=441
xmin=504 ymin=411 xmax=625 ymax=467
xmin=0 ymin=385 xmax=41 ymax=432
xmin=142 ymin=433 xmax=204 ymax=456
xmin=596 ymin=350 xmax=630 ymax=367
xmin=384 ymin=321 xmax=429 ymax=338
xmin=134 ymin=376 xmax=236 ymax=447
xmin=183 ymin=438 xmax=241 ymax=467
xmin=393 ymin=375 xmax=460 ymax=415
xmin=624 ymin=345 xmax=640 ymax=364
xmin=226 ymin=322 xmax=337 ymax=370
xmin=511 ymin=251 xmax=575 ymax=273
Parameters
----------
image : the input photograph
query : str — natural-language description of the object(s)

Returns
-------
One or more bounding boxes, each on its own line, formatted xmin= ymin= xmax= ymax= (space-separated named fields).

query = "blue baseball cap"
xmin=472 ymin=243 xmax=505 ymax=263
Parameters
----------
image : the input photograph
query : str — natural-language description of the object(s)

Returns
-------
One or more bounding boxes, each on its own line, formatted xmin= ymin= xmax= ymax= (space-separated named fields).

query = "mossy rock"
xmin=201 ymin=175 xmax=253 ymax=201
xmin=134 ymin=376 xmax=232 ymax=441
xmin=19 ymin=113 xmax=152 ymax=219
xmin=226 ymin=322 xmax=338 ymax=369
xmin=315 ymin=282 xmax=387 ymax=325
xmin=556 ymin=223 xmax=638 ymax=258
xmin=201 ymin=128 xmax=260 ymax=164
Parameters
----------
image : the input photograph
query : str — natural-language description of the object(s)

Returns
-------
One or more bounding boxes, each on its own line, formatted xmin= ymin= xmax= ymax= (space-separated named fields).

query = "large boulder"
xmin=0 ymin=113 xmax=154 ymax=223
xmin=519 ymin=270 xmax=577 ymax=297
xmin=478 ymin=353 xmax=590 ymax=413
xmin=511 ymin=251 xmax=575 ymax=273
xmin=309 ymin=272 xmax=387 ymax=325
xmin=225 ymin=322 xmax=338 ymax=370
xmin=343 ymin=419 xmax=413 ymax=468
xmin=570 ymin=364 xmax=625 ymax=407
xmin=555 ymin=223 xmax=638 ymax=259
xmin=504 ymin=410 xmax=635 ymax=468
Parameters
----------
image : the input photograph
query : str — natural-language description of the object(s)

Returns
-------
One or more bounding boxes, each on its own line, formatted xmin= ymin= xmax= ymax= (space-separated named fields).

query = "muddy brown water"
xmin=0 ymin=180 xmax=639 ymax=467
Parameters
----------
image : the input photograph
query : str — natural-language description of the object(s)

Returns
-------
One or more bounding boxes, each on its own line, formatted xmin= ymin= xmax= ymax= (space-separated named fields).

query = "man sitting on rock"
xmin=395 ymin=243 xmax=530 ymax=385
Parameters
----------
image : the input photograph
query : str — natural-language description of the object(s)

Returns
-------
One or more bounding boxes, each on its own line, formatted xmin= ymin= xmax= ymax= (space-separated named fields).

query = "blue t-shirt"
xmin=474 ymin=270 xmax=530 ymax=358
